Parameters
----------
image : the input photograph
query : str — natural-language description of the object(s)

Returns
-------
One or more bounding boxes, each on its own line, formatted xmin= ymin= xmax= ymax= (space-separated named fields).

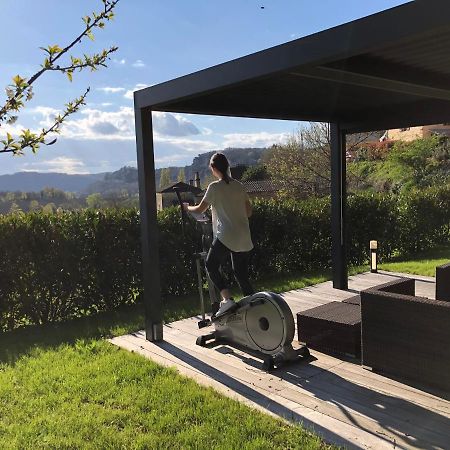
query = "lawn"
xmin=379 ymin=246 xmax=449 ymax=277
xmin=0 ymin=248 xmax=447 ymax=449
xmin=0 ymin=271 xmax=336 ymax=450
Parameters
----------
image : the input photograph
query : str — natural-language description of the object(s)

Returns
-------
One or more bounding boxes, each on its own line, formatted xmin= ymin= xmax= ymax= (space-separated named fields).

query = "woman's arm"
xmin=245 ymin=199 xmax=252 ymax=217
xmin=185 ymin=199 xmax=209 ymax=214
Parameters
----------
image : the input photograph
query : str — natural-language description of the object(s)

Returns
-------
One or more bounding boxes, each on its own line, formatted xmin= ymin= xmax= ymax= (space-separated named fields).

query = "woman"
xmin=184 ymin=152 xmax=254 ymax=315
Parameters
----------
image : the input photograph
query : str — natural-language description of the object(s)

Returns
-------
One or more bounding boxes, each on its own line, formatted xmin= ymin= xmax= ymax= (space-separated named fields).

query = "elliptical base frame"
xmin=195 ymin=292 xmax=310 ymax=371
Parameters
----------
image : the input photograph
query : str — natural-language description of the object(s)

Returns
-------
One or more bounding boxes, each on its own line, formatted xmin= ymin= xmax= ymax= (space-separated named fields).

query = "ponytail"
xmin=210 ymin=152 xmax=231 ymax=184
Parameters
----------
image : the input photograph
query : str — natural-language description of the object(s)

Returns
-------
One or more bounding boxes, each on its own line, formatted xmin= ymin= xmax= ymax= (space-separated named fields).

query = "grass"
xmin=379 ymin=246 xmax=450 ymax=277
xmin=0 ymin=271 xmax=336 ymax=450
xmin=1 ymin=248 xmax=447 ymax=448
xmin=0 ymin=341 xmax=328 ymax=449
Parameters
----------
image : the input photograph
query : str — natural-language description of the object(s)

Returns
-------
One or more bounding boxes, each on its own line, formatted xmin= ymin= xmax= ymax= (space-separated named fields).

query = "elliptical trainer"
xmin=173 ymin=187 xmax=309 ymax=371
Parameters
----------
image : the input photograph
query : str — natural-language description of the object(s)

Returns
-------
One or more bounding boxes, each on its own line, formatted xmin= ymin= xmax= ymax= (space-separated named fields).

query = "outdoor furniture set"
xmin=297 ymin=263 xmax=450 ymax=392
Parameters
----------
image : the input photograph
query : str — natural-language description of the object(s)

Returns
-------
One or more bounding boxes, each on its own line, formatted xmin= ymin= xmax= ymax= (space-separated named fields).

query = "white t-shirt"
xmin=203 ymin=178 xmax=253 ymax=252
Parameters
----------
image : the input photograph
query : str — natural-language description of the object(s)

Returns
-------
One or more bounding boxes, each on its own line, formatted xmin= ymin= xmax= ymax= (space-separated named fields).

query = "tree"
xmin=86 ymin=193 xmax=103 ymax=209
xmin=1 ymin=0 xmax=119 ymax=155
xmin=29 ymin=200 xmax=40 ymax=211
xmin=8 ymin=202 xmax=22 ymax=214
xmin=42 ymin=203 xmax=56 ymax=214
xmin=264 ymin=123 xmax=377 ymax=199
xmin=241 ymin=165 xmax=270 ymax=181
xmin=159 ymin=168 xmax=171 ymax=189
xmin=177 ymin=167 xmax=185 ymax=182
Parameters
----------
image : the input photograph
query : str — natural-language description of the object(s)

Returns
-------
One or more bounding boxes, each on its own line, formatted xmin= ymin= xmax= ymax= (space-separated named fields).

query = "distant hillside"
xmin=184 ymin=148 xmax=267 ymax=183
xmin=85 ymin=166 xmax=139 ymax=197
xmin=86 ymin=147 xmax=268 ymax=194
xmin=0 ymin=172 xmax=105 ymax=193
xmin=0 ymin=148 xmax=268 ymax=195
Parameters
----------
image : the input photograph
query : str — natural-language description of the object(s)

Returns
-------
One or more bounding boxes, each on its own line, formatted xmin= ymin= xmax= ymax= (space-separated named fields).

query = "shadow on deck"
xmin=110 ymin=271 xmax=449 ymax=450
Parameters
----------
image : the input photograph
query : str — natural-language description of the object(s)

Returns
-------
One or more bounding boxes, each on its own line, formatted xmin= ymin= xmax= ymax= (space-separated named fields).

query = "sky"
xmin=0 ymin=0 xmax=410 ymax=175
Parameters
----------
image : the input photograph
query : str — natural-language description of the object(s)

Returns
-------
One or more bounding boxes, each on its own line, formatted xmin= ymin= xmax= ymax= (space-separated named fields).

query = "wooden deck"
xmin=110 ymin=272 xmax=450 ymax=450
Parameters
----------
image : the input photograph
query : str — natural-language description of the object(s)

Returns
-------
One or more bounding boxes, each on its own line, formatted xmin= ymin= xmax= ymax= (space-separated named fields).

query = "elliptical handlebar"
xmin=173 ymin=186 xmax=187 ymax=237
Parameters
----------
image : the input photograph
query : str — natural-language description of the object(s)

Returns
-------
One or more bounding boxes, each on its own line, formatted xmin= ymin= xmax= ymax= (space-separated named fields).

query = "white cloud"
xmin=124 ymin=83 xmax=149 ymax=100
xmin=153 ymin=112 xmax=200 ymax=137
xmin=21 ymin=157 xmax=88 ymax=174
xmin=0 ymin=122 xmax=28 ymax=136
xmin=155 ymin=154 xmax=188 ymax=164
xmin=132 ymin=59 xmax=146 ymax=68
xmin=222 ymin=132 xmax=289 ymax=148
xmin=61 ymin=106 xmax=135 ymax=141
xmin=96 ymin=87 xmax=125 ymax=94
xmin=31 ymin=106 xmax=59 ymax=116
xmin=22 ymin=105 xmax=204 ymax=143
xmin=113 ymin=58 xmax=126 ymax=65
xmin=155 ymin=135 xmax=216 ymax=152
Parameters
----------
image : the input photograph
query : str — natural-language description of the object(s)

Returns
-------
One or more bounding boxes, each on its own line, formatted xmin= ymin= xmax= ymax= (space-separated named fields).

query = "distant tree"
xmin=177 ymin=167 xmax=185 ymax=183
xmin=42 ymin=203 xmax=56 ymax=214
xmin=159 ymin=168 xmax=171 ymax=189
xmin=86 ymin=193 xmax=103 ymax=209
xmin=29 ymin=200 xmax=40 ymax=211
xmin=265 ymin=123 xmax=375 ymax=199
xmin=8 ymin=202 xmax=22 ymax=214
xmin=0 ymin=0 xmax=119 ymax=156
xmin=241 ymin=165 xmax=270 ymax=181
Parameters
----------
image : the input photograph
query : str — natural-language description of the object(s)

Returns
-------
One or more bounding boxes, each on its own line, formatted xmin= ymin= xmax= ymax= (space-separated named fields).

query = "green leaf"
xmin=48 ymin=44 xmax=63 ymax=55
xmin=12 ymin=75 xmax=26 ymax=87
xmin=86 ymin=30 xmax=95 ymax=41
xmin=66 ymin=71 xmax=73 ymax=82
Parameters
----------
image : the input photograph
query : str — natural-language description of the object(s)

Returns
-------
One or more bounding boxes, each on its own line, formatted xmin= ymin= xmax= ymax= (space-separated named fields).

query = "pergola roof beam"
xmin=291 ymin=66 xmax=450 ymax=102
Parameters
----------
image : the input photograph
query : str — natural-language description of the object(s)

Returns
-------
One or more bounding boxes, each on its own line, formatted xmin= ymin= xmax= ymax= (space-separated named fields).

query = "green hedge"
xmin=1 ymin=187 xmax=449 ymax=331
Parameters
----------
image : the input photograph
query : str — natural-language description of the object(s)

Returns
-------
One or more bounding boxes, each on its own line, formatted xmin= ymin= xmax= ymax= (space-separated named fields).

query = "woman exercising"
xmin=184 ymin=152 xmax=254 ymax=316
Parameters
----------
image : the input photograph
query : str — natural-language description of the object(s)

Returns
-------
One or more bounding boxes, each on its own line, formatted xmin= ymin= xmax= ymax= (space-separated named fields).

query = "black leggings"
xmin=205 ymin=238 xmax=254 ymax=297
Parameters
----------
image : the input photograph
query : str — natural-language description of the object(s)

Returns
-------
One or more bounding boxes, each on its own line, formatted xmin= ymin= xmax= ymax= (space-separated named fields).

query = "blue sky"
xmin=0 ymin=0 xmax=409 ymax=175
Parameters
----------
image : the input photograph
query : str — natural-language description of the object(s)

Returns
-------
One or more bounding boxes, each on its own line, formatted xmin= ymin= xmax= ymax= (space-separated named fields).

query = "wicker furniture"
xmin=342 ymin=294 xmax=361 ymax=305
xmin=297 ymin=301 xmax=361 ymax=357
xmin=436 ymin=262 xmax=450 ymax=302
xmin=361 ymin=277 xmax=450 ymax=392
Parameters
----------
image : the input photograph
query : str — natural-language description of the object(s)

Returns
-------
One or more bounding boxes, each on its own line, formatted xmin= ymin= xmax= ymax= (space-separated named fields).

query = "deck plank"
xmin=109 ymin=271 xmax=449 ymax=450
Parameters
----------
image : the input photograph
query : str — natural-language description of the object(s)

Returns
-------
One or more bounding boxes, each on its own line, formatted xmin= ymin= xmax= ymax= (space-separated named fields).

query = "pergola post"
xmin=135 ymin=106 xmax=163 ymax=341
xmin=330 ymin=123 xmax=348 ymax=290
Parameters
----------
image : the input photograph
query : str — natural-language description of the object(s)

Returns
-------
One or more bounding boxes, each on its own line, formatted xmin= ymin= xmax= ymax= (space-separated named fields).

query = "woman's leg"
xmin=205 ymin=238 xmax=231 ymax=299
xmin=231 ymin=251 xmax=254 ymax=296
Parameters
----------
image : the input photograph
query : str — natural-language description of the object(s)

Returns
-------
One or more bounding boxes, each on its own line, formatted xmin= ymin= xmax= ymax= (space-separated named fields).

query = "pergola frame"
xmin=134 ymin=0 xmax=450 ymax=341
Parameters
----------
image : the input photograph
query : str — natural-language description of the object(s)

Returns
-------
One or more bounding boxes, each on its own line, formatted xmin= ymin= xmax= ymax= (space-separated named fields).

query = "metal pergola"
xmin=134 ymin=0 xmax=450 ymax=341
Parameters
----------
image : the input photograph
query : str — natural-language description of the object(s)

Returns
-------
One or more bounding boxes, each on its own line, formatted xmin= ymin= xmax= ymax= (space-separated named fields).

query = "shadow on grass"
xmin=0 ymin=295 xmax=200 ymax=366
xmin=383 ymin=245 xmax=450 ymax=263
xmin=0 ymin=267 xmax=359 ymax=366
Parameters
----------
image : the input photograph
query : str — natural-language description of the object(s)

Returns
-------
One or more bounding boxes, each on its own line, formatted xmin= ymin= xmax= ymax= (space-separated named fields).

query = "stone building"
xmin=381 ymin=124 xmax=450 ymax=142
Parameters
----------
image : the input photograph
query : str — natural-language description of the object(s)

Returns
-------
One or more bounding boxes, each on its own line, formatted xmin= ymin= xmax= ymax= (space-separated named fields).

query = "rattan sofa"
xmin=360 ymin=277 xmax=450 ymax=393
xmin=436 ymin=262 xmax=450 ymax=302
